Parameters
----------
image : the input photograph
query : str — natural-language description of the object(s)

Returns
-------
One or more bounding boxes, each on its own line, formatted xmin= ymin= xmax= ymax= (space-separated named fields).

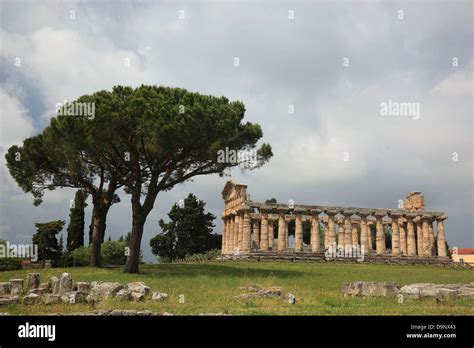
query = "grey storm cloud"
xmin=0 ymin=0 xmax=472 ymax=261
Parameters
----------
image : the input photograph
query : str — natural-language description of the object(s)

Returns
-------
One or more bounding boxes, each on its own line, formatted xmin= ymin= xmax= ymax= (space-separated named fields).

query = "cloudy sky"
xmin=0 ymin=0 xmax=472 ymax=261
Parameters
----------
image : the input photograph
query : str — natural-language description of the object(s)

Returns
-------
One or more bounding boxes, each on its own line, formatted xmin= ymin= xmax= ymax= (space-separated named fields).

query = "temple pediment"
xmin=222 ymin=180 xmax=247 ymax=200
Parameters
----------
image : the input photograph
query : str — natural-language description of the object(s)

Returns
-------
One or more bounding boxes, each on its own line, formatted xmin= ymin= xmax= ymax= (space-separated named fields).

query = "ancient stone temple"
xmin=220 ymin=181 xmax=448 ymax=261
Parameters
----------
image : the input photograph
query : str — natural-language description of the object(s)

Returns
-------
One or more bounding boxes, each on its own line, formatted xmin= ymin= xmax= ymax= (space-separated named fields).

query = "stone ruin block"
xmin=90 ymin=281 xmax=123 ymax=300
xmin=0 ymin=295 xmax=19 ymax=305
xmin=49 ymin=277 xmax=60 ymax=294
xmin=61 ymin=291 xmax=86 ymax=304
xmin=41 ymin=294 xmax=61 ymax=305
xmin=38 ymin=282 xmax=50 ymax=292
xmin=0 ymin=282 xmax=11 ymax=295
xmin=22 ymin=293 xmax=40 ymax=305
xmin=341 ymin=282 xmax=399 ymax=297
xmin=126 ymin=282 xmax=150 ymax=296
xmin=403 ymin=192 xmax=425 ymax=211
xmin=130 ymin=292 xmax=145 ymax=302
xmin=9 ymin=279 xmax=24 ymax=295
xmin=27 ymin=273 xmax=40 ymax=291
xmin=341 ymin=282 xmax=363 ymax=296
xmin=152 ymin=292 xmax=169 ymax=301
xmin=74 ymin=282 xmax=90 ymax=294
xmin=115 ymin=289 xmax=131 ymax=301
xmin=59 ymin=273 xmax=73 ymax=294
xmin=361 ymin=282 xmax=399 ymax=297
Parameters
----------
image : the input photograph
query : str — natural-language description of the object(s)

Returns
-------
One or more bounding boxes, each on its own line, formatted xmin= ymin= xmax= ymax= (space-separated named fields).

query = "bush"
xmin=60 ymin=240 xmax=141 ymax=267
xmin=158 ymin=255 xmax=172 ymax=264
xmin=58 ymin=251 xmax=74 ymax=267
xmin=101 ymin=240 xmax=127 ymax=266
xmin=70 ymin=246 xmax=91 ymax=266
xmin=0 ymin=258 xmax=23 ymax=271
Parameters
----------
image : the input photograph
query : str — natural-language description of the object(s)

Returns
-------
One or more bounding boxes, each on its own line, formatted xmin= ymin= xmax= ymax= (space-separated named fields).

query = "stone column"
xmin=398 ymin=218 xmax=407 ymax=256
xmin=375 ymin=214 xmax=386 ymax=255
xmin=351 ymin=221 xmax=359 ymax=246
xmin=233 ymin=215 xmax=239 ymax=253
xmin=295 ymin=215 xmax=303 ymax=252
xmin=359 ymin=214 xmax=369 ymax=255
xmin=406 ymin=218 xmax=417 ymax=256
xmin=243 ymin=212 xmax=251 ymax=253
xmin=277 ymin=215 xmax=286 ymax=253
xmin=228 ymin=217 xmax=233 ymax=253
xmin=221 ymin=218 xmax=227 ymax=254
xmin=285 ymin=220 xmax=289 ymax=249
xmin=221 ymin=218 xmax=226 ymax=254
xmin=422 ymin=215 xmax=431 ymax=257
xmin=429 ymin=221 xmax=436 ymax=256
xmin=222 ymin=218 xmax=227 ymax=254
xmin=415 ymin=217 xmax=423 ymax=256
xmin=367 ymin=222 xmax=373 ymax=251
xmin=227 ymin=215 xmax=234 ymax=253
xmin=230 ymin=216 xmax=234 ymax=253
xmin=337 ymin=219 xmax=345 ymax=247
xmin=268 ymin=221 xmax=274 ymax=251
xmin=311 ymin=215 xmax=320 ymax=253
xmin=391 ymin=218 xmax=400 ymax=256
xmin=237 ymin=214 xmax=243 ymax=253
xmin=323 ymin=222 xmax=329 ymax=248
xmin=252 ymin=220 xmax=260 ymax=250
xmin=327 ymin=212 xmax=336 ymax=247
xmin=260 ymin=216 xmax=269 ymax=252
xmin=344 ymin=216 xmax=352 ymax=247
xmin=436 ymin=216 xmax=447 ymax=257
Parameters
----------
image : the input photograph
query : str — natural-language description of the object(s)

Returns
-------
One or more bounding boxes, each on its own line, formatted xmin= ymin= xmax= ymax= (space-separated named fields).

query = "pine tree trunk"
xmin=124 ymin=173 xmax=160 ymax=274
xmin=124 ymin=209 xmax=144 ymax=273
xmin=124 ymin=187 xmax=156 ymax=273
xmin=89 ymin=202 xmax=106 ymax=267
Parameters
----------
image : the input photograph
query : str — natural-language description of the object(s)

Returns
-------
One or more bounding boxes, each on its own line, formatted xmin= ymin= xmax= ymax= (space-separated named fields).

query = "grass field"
xmin=1 ymin=261 xmax=473 ymax=315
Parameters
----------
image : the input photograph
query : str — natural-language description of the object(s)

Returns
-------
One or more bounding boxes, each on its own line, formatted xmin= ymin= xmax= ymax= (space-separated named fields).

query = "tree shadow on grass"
xmin=139 ymin=263 xmax=304 ymax=279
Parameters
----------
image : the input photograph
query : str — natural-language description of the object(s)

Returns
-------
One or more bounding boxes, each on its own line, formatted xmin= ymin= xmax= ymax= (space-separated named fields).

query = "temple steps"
xmin=219 ymin=252 xmax=466 ymax=267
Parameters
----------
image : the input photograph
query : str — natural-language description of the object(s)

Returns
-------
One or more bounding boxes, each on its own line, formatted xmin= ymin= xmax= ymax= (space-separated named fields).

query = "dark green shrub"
xmin=70 ymin=246 xmax=91 ymax=266
xmin=0 ymin=258 xmax=23 ymax=271
xmin=101 ymin=240 xmax=127 ymax=265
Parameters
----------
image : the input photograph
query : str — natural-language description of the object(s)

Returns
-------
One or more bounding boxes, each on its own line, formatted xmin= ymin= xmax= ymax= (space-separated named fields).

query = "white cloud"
xmin=0 ymin=89 xmax=34 ymax=150
xmin=1 ymin=27 xmax=155 ymax=121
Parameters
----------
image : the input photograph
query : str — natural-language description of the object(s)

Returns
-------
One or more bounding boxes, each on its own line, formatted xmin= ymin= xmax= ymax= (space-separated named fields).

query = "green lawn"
xmin=1 ymin=261 xmax=473 ymax=315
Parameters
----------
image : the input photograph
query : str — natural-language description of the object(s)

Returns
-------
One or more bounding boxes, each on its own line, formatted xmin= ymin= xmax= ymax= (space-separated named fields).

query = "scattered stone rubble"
xmin=152 ymin=292 xmax=169 ymax=301
xmin=234 ymin=283 xmax=295 ymax=302
xmin=61 ymin=309 xmax=173 ymax=316
xmin=0 ymin=295 xmax=18 ymax=305
xmin=341 ymin=281 xmax=474 ymax=300
xmin=47 ymin=310 xmax=223 ymax=316
xmin=341 ymin=281 xmax=399 ymax=297
xmin=0 ymin=273 xmax=169 ymax=306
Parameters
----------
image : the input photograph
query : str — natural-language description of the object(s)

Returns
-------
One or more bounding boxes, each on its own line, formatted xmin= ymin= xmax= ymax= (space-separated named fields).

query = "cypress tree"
xmin=66 ymin=190 xmax=87 ymax=251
